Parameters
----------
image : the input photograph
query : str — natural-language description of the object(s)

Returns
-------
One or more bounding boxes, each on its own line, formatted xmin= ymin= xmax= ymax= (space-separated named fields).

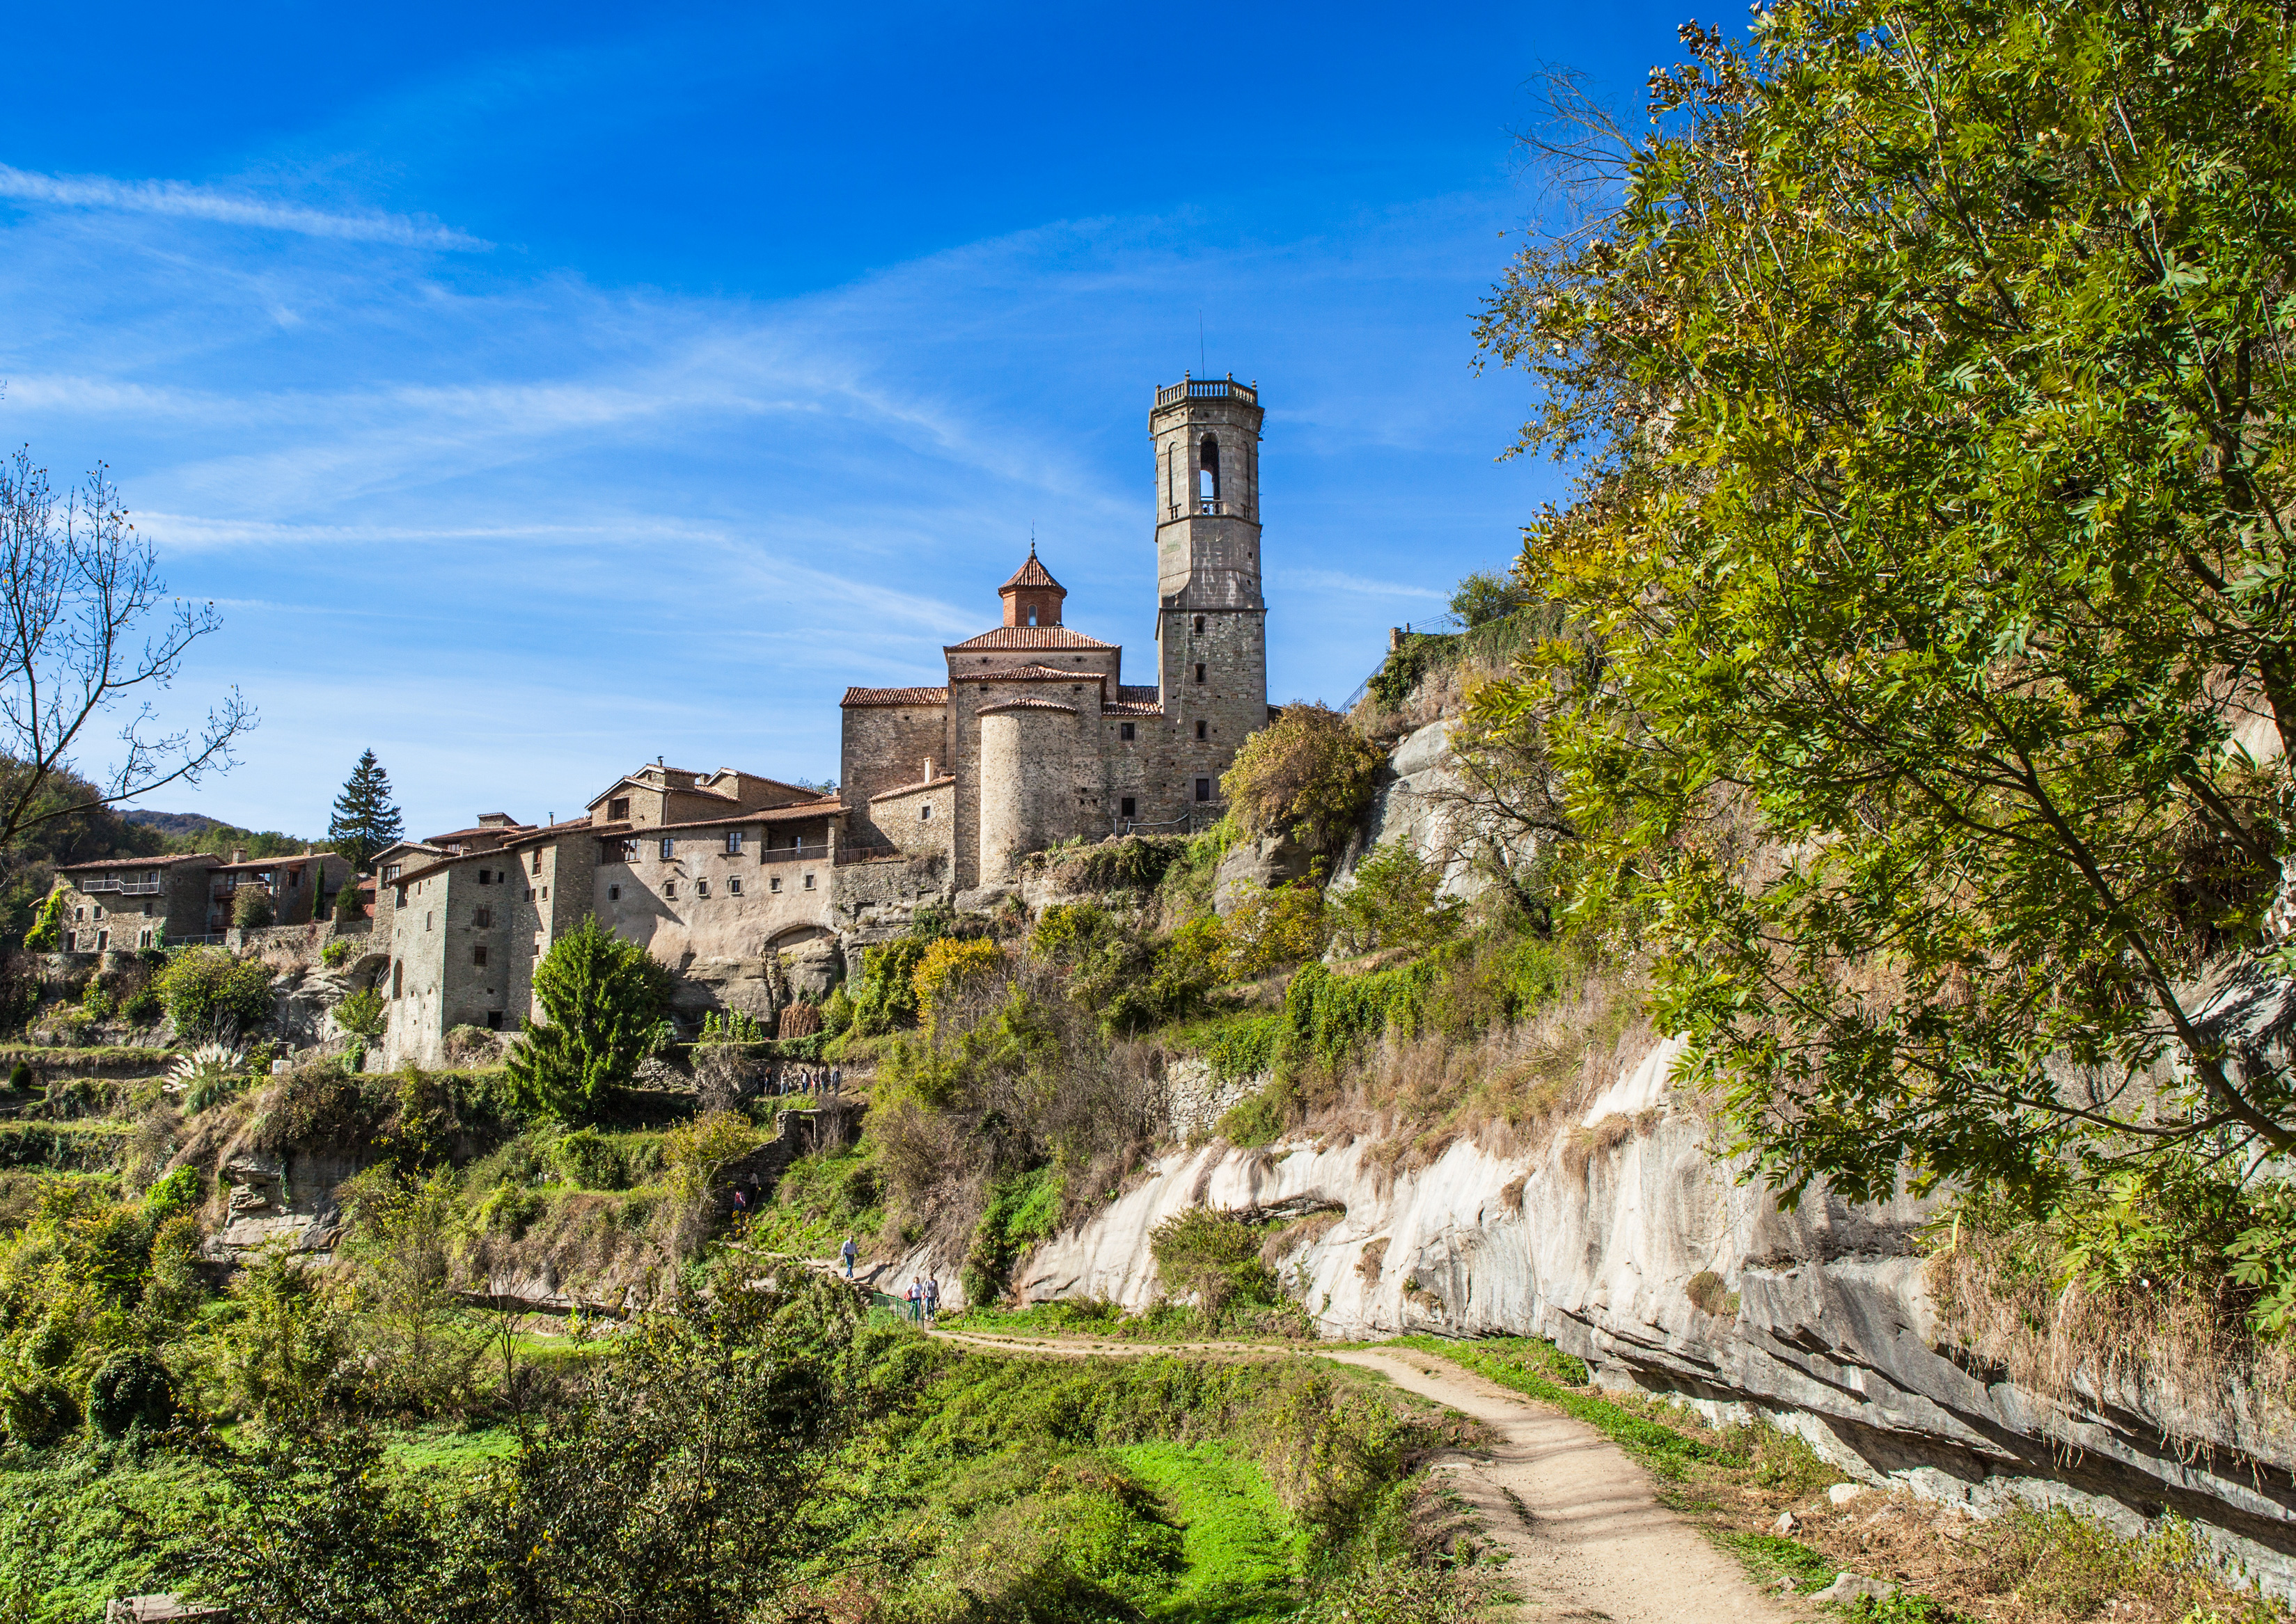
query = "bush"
xmin=321 ymin=938 xmax=352 ymax=968
xmin=1150 ymin=1206 xmax=1281 ymax=1319
xmin=914 ymin=938 xmax=1005 ymax=1020
xmin=1221 ymin=703 xmax=1383 ymax=855
xmin=505 ymin=918 xmax=674 ymax=1123
xmin=6 ymin=1060 xmax=29 ymax=1091
xmin=121 ymin=986 xmax=162 ymax=1025
xmin=1328 ymin=844 xmax=1467 ymax=957
xmin=158 ymin=948 xmax=276 ymax=1039
xmin=332 ymin=879 xmax=363 ymax=924
xmin=553 ymin=1127 xmax=631 ymax=1190
xmin=22 ymin=888 xmax=64 ymax=952
xmin=231 ymin=886 xmax=276 ymax=931
xmin=333 ymin=987 xmax=386 ymax=1041
xmin=86 ymin=1349 xmax=175 ymax=1437
xmin=776 ymin=1002 xmax=821 ymax=1041
xmin=661 ymin=1109 xmax=762 ymax=1202
xmin=0 ymin=1371 xmax=78 ymax=1447
xmin=849 ymin=937 xmax=931 ymax=1036
xmin=1217 ymin=881 xmax=1326 ymax=979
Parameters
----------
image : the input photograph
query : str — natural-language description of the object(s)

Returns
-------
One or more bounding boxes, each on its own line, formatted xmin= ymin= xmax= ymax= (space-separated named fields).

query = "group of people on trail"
xmin=904 ymin=1275 xmax=940 ymax=1323
xmin=769 ymin=1064 xmax=842 ymax=1098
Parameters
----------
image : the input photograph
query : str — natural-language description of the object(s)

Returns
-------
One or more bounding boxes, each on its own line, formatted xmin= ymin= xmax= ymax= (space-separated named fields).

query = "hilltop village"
xmin=49 ymin=375 xmax=1275 ymax=1065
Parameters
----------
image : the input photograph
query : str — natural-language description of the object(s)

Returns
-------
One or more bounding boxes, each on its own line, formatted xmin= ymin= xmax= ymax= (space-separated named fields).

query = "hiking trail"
xmin=930 ymin=1328 xmax=1804 ymax=1623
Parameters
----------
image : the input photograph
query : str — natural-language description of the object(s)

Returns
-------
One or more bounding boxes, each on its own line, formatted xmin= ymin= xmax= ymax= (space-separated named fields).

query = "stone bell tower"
xmin=1150 ymin=375 xmax=1268 ymax=807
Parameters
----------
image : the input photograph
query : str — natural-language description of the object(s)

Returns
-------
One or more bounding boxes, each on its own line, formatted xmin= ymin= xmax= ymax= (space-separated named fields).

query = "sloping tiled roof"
xmin=977 ymin=697 xmax=1078 ymax=716
xmin=965 ymin=663 xmax=1100 ymax=683
xmin=840 ymin=685 xmax=950 ymax=707
xmin=946 ymin=626 xmax=1115 ymax=652
xmin=1101 ymin=700 xmax=1163 ymax=717
xmin=1000 ymin=552 xmax=1064 ymax=592
xmin=56 ymin=852 xmax=220 ymax=873
xmin=870 ymin=775 xmax=957 ymax=803
xmin=597 ymin=800 xmax=844 ymax=837
xmin=1117 ymin=684 xmax=1160 ymax=704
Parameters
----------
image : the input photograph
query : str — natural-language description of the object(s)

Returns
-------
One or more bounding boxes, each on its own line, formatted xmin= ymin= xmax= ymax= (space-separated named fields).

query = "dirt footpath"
xmin=932 ymin=1330 xmax=1802 ymax=1623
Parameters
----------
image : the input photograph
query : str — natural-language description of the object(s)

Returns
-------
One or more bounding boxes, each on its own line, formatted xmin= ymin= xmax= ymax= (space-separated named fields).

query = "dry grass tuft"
xmin=1927 ymin=1220 xmax=2296 ymax=1463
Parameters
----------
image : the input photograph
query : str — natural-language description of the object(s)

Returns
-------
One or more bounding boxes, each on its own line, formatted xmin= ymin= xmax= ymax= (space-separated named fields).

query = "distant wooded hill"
xmin=120 ymin=810 xmax=318 ymax=858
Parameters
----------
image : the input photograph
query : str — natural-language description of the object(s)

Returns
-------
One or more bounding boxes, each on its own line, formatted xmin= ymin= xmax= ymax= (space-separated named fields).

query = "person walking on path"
xmin=841 ymin=1235 xmax=858 ymax=1279
xmin=906 ymin=1279 xmax=921 ymax=1323
xmin=922 ymin=1275 xmax=940 ymax=1324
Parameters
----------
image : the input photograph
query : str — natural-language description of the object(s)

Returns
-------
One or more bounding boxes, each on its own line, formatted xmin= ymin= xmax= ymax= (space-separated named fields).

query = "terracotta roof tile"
xmin=56 ymin=852 xmax=220 ymax=872
xmin=840 ymin=685 xmax=950 ymax=707
xmin=1117 ymin=684 xmax=1160 ymax=704
xmin=1000 ymin=552 xmax=1064 ymax=592
xmin=966 ymin=663 xmax=1101 ymax=683
xmin=945 ymin=626 xmax=1115 ymax=652
xmin=977 ymin=697 xmax=1079 ymax=716
xmin=1101 ymin=701 xmax=1163 ymax=716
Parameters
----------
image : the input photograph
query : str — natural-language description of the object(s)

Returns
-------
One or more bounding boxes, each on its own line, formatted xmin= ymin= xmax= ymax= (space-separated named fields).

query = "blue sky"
xmin=0 ymin=1 xmax=1694 ymax=839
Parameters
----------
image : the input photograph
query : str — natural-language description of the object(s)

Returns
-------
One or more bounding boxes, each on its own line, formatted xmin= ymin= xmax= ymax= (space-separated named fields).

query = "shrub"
xmin=849 ymin=937 xmax=931 ymax=1035
xmin=320 ymin=938 xmax=352 ymax=968
xmin=86 ymin=1348 xmax=175 ymax=1437
xmin=1217 ymin=880 xmax=1326 ymax=979
xmin=121 ymin=986 xmax=162 ymax=1025
xmin=1221 ymin=703 xmax=1384 ymax=855
xmin=914 ymin=938 xmax=1005 ymax=1020
xmin=333 ymin=986 xmax=386 ymax=1040
xmin=821 ymin=984 xmax=854 ymax=1036
xmin=553 ymin=1126 xmax=629 ymax=1190
xmin=1328 ymin=844 xmax=1467 ymax=957
xmin=331 ymin=878 xmax=363 ymax=924
xmin=1149 ymin=1206 xmax=1281 ymax=1318
xmin=505 ymin=918 xmax=674 ymax=1123
xmin=700 ymin=1008 xmax=769 ymax=1044
xmin=6 ymin=1060 xmax=29 ymax=1091
xmin=79 ymin=979 xmax=116 ymax=1021
xmin=158 ymin=948 xmax=276 ymax=1039
xmin=230 ymin=886 xmax=276 ymax=931
xmin=662 ymin=1109 xmax=762 ymax=1201
xmin=22 ymin=888 xmax=64 ymax=953
xmin=0 ymin=1370 xmax=77 ymax=1447
xmin=776 ymin=1002 xmax=821 ymax=1040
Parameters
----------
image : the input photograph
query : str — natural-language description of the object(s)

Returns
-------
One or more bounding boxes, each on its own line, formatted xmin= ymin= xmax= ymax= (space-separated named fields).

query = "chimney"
xmin=230 ymin=849 xmax=245 ymax=865
xmin=923 ymin=757 xmax=934 ymax=783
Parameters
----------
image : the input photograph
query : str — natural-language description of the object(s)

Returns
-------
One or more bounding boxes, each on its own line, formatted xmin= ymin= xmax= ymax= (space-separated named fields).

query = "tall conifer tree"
xmin=327 ymin=750 xmax=404 ymax=873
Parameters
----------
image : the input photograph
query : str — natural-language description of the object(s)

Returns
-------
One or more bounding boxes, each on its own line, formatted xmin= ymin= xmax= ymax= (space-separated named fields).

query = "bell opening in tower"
xmin=1198 ymin=434 xmax=1220 ymax=505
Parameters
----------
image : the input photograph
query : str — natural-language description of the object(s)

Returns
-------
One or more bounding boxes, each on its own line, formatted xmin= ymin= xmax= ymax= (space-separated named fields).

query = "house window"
xmin=920 ymin=803 xmax=932 ymax=821
xmin=660 ymin=837 xmax=675 ymax=861
xmin=1195 ymin=663 xmax=1206 ymax=684
xmin=608 ymin=797 xmax=630 ymax=821
xmin=425 ymin=911 xmax=434 ymax=930
xmin=770 ymin=876 xmax=783 ymax=894
xmin=697 ymin=878 xmax=710 ymax=898
xmin=288 ymin=869 xmax=301 ymax=889
xmin=1196 ymin=720 xmax=1208 ymax=741
xmin=473 ymin=945 xmax=489 ymax=968
xmin=803 ymin=873 xmax=815 ymax=891
xmin=92 ymin=906 xmax=104 ymax=920
xmin=1120 ymin=796 xmax=1136 ymax=819
xmin=1193 ymin=615 xmax=1204 ymax=634
xmin=1119 ymin=722 xmax=1135 ymax=741
xmin=1198 ymin=434 xmax=1220 ymax=500
xmin=541 ymin=887 xmax=548 ymax=901
xmin=478 ymin=869 xmax=490 ymax=885
xmin=473 ymin=906 xmax=493 ymax=927
xmin=726 ymin=830 xmax=744 ymax=855
xmin=73 ymin=907 xmax=84 ymax=921
xmin=1195 ymin=778 xmax=1212 ymax=802
xmin=138 ymin=929 xmax=152 ymax=948
xmin=608 ymin=884 xmax=622 ymax=901
xmin=729 ymin=876 xmax=743 ymax=896
xmin=664 ymin=881 xmax=677 ymax=899
xmin=396 ymin=885 xmax=408 ymax=908
xmin=533 ymin=851 xmax=544 ymax=874
xmin=525 ymin=888 xmax=535 ymax=902
xmin=392 ymin=961 xmax=404 ymax=998
xmin=622 ymin=839 xmax=639 ymax=862
xmin=385 ymin=864 xmax=401 ymax=881
xmin=95 ymin=930 xmax=107 ymax=952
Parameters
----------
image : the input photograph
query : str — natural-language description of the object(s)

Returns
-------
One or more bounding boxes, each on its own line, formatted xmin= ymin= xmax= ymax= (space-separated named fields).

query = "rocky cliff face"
xmin=1014 ymin=1086 xmax=2296 ymax=1596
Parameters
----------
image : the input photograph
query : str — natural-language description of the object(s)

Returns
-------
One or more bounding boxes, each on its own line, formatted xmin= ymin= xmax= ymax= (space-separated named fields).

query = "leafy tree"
xmin=159 ymin=947 xmax=275 ymax=1038
xmin=86 ymin=1348 xmax=175 ymax=1437
xmin=333 ymin=988 xmax=385 ymax=1041
xmin=912 ymin=937 xmax=1005 ymax=1020
xmin=1449 ymin=568 xmax=1532 ymax=630
xmin=327 ymin=750 xmax=404 ymax=874
xmin=1328 ymin=844 xmax=1466 ymax=958
xmin=505 ymin=917 xmax=673 ymax=1122
xmin=849 ymin=937 xmax=932 ymax=1035
xmin=332 ymin=875 xmax=365 ymax=925
xmin=22 ymin=885 xmax=62 ymax=951
xmin=232 ymin=885 xmax=276 ymax=931
xmin=1475 ymin=1 xmax=2296 ymax=1212
xmin=1221 ymin=703 xmax=1383 ymax=856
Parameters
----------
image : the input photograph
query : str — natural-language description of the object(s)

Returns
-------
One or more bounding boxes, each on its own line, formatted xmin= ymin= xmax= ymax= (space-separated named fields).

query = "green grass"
xmin=1115 ymin=1441 xmax=1305 ymax=1623
xmin=384 ymin=1424 xmax=521 ymax=1474
xmin=0 ymin=1046 xmax=175 ymax=1074
xmin=1711 ymin=1529 xmax=1834 ymax=1589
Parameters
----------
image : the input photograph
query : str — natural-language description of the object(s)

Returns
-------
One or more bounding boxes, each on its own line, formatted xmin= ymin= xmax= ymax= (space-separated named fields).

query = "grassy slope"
xmin=1115 ymin=1441 xmax=1307 ymax=1623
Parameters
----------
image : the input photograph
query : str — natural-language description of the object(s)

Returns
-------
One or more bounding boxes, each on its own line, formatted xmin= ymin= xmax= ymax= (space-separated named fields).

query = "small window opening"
xmin=608 ymin=884 xmax=622 ymax=901
xmin=697 ymin=878 xmax=710 ymax=898
xmin=473 ymin=945 xmax=489 ymax=968
xmin=729 ymin=876 xmax=743 ymax=895
xmin=1195 ymin=663 xmax=1206 ymax=684
xmin=1119 ymin=722 xmax=1135 ymax=741
xmin=920 ymin=803 xmax=933 ymax=821
xmin=1195 ymin=778 xmax=1213 ymax=802
xmin=1026 ymin=604 xmax=1038 ymax=626
xmin=1120 ymin=796 xmax=1136 ymax=819
xmin=1196 ymin=720 xmax=1208 ymax=741
xmin=485 ymin=1011 xmax=503 ymax=1031
xmin=608 ymin=796 xmax=630 ymax=821
xmin=1193 ymin=615 xmax=1204 ymax=634
xmin=473 ymin=906 xmax=493 ymax=927
xmin=478 ymin=869 xmax=490 ymax=885
xmin=803 ymin=872 xmax=815 ymax=891
xmin=392 ymin=961 xmax=403 ymax=998
xmin=1198 ymin=434 xmax=1220 ymax=500
xmin=659 ymin=837 xmax=674 ymax=860
xmin=532 ymin=851 xmax=544 ymax=874
xmin=665 ymin=881 xmax=677 ymax=899
xmin=770 ymin=876 xmax=783 ymax=894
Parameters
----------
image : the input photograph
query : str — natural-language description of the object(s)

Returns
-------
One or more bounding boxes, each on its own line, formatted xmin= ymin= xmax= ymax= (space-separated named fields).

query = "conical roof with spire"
xmin=996 ymin=542 xmax=1068 ymax=629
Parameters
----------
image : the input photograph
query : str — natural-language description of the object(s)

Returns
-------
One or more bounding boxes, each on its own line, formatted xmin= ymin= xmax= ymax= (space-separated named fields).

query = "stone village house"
xmin=52 ymin=850 xmax=354 ymax=952
xmin=359 ymin=376 xmax=1277 ymax=1066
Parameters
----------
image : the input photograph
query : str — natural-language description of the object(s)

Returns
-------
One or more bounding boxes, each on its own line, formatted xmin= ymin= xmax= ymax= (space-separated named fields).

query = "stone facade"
xmin=841 ymin=375 xmax=1274 ymax=892
xmin=367 ymin=377 xmax=1282 ymax=1063
xmin=52 ymin=850 xmax=352 ymax=951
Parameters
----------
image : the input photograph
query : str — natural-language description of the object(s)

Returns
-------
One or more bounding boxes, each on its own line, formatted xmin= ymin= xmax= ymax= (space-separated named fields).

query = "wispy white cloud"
xmin=1271 ymin=566 xmax=1449 ymax=601
xmin=0 ymin=164 xmax=489 ymax=249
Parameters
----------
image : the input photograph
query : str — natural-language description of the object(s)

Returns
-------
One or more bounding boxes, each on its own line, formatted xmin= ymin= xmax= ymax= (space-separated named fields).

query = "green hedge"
xmin=0 ymin=1119 xmax=132 ymax=1172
